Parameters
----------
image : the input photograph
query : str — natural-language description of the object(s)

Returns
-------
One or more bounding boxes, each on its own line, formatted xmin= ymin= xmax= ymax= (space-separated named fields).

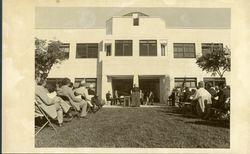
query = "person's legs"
xmin=54 ymin=103 xmax=63 ymax=126
xmin=80 ymin=100 xmax=88 ymax=117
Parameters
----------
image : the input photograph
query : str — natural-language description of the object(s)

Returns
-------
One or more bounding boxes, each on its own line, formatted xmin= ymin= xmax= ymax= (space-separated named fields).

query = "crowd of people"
xmin=35 ymin=76 xmax=104 ymax=127
xmin=169 ymin=81 xmax=230 ymax=120
xmin=105 ymin=84 xmax=155 ymax=107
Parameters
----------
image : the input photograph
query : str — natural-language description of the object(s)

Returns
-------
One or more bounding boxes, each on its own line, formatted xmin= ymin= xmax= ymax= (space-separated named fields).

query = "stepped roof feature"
xmin=123 ymin=12 xmax=149 ymax=17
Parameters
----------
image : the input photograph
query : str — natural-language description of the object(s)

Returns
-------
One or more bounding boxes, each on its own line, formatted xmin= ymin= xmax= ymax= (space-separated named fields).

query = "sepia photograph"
xmin=34 ymin=6 xmax=230 ymax=148
xmin=3 ymin=0 xmax=250 ymax=153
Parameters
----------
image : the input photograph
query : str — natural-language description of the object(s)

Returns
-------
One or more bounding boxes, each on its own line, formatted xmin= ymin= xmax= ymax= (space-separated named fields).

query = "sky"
xmin=35 ymin=7 xmax=231 ymax=29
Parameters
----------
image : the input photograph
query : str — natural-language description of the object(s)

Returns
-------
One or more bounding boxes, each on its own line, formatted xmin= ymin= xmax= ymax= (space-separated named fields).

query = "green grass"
xmin=35 ymin=106 xmax=230 ymax=148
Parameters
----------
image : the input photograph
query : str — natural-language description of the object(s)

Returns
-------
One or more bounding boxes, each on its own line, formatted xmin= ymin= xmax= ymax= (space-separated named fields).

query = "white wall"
xmin=36 ymin=29 xmax=106 ymax=81
xmin=35 ymin=17 xmax=231 ymax=102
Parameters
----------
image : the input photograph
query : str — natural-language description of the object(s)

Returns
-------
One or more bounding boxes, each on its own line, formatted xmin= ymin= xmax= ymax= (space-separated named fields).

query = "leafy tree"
xmin=35 ymin=38 xmax=68 ymax=80
xmin=196 ymin=45 xmax=231 ymax=78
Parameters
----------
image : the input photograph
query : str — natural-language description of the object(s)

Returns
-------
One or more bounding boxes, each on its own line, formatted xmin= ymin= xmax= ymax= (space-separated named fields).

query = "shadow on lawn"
xmin=156 ymin=107 xmax=230 ymax=129
xmin=156 ymin=107 xmax=200 ymax=119
xmin=185 ymin=120 xmax=230 ymax=129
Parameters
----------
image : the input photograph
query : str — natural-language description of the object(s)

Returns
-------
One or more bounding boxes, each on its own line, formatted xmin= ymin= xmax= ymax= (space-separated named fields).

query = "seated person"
xmin=59 ymin=78 xmax=88 ymax=118
xmin=74 ymin=80 xmax=93 ymax=108
xmin=46 ymin=83 xmax=71 ymax=114
xmin=192 ymin=81 xmax=212 ymax=118
xmin=35 ymin=77 xmax=65 ymax=126
xmin=217 ymin=83 xmax=230 ymax=111
xmin=106 ymin=91 xmax=112 ymax=105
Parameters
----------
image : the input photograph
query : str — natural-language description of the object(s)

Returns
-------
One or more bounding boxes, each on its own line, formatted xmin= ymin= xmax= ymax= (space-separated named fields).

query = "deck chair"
xmin=35 ymin=101 xmax=57 ymax=136
xmin=58 ymin=95 xmax=78 ymax=112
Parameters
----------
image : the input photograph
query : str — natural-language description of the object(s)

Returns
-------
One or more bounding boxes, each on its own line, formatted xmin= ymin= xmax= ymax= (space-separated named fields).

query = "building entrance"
xmin=112 ymin=79 xmax=133 ymax=97
xmin=139 ymin=78 xmax=160 ymax=102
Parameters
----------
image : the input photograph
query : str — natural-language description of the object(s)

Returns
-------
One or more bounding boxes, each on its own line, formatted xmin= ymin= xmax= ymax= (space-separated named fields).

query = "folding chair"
xmin=58 ymin=95 xmax=78 ymax=112
xmin=35 ymin=101 xmax=57 ymax=136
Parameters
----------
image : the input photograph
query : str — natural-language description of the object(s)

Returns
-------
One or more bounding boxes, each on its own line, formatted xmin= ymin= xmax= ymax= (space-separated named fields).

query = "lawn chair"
xmin=35 ymin=101 xmax=57 ymax=136
xmin=58 ymin=95 xmax=78 ymax=112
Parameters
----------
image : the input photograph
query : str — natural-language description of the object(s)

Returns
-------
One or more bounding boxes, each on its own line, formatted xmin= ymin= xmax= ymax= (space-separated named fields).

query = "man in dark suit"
xmin=217 ymin=83 xmax=230 ymax=111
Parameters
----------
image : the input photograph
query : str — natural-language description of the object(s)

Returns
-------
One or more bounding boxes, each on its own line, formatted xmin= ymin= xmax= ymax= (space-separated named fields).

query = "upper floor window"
xmin=161 ymin=44 xmax=166 ymax=56
xmin=76 ymin=43 xmax=98 ymax=58
xmin=174 ymin=43 xmax=196 ymax=58
xmin=60 ymin=43 xmax=70 ymax=59
xmin=115 ymin=40 xmax=133 ymax=56
xmin=201 ymin=43 xmax=223 ymax=56
xmin=105 ymin=43 xmax=112 ymax=56
xmin=174 ymin=78 xmax=197 ymax=88
xmin=140 ymin=40 xmax=157 ymax=56
xmin=133 ymin=18 xmax=139 ymax=26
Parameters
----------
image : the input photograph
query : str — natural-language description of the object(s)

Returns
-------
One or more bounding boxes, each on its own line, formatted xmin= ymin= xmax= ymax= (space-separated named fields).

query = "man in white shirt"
xmin=193 ymin=81 xmax=212 ymax=118
xmin=74 ymin=80 xmax=93 ymax=107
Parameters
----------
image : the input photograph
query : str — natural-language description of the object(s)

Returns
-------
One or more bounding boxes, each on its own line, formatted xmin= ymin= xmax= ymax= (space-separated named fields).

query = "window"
xmin=75 ymin=78 xmax=97 ymax=93
xmin=115 ymin=40 xmax=133 ymax=56
xmin=203 ymin=77 xmax=226 ymax=87
xmin=201 ymin=43 xmax=223 ymax=56
xmin=60 ymin=43 xmax=70 ymax=59
xmin=133 ymin=18 xmax=139 ymax=26
xmin=161 ymin=44 xmax=166 ymax=56
xmin=76 ymin=43 xmax=98 ymax=58
xmin=173 ymin=43 xmax=196 ymax=58
xmin=105 ymin=44 xmax=112 ymax=56
xmin=140 ymin=40 xmax=157 ymax=56
xmin=174 ymin=78 xmax=197 ymax=88
xmin=46 ymin=78 xmax=64 ymax=86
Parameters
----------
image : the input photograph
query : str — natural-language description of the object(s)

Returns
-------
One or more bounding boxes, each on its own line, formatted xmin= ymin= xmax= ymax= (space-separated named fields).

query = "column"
xmin=133 ymin=75 xmax=139 ymax=87
xmin=69 ymin=42 xmax=76 ymax=60
xmin=101 ymin=75 xmax=113 ymax=102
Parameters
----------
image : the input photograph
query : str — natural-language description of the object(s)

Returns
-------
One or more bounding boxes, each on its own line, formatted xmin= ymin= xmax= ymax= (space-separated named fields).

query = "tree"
xmin=35 ymin=38 xmax=68 ymax=80
xmin=196 ymin=45 xmax=231 ymax=78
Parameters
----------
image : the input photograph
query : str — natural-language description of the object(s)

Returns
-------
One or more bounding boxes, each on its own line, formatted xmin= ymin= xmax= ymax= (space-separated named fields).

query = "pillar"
xmin=133 ymin=75 xmax=139 ymax=87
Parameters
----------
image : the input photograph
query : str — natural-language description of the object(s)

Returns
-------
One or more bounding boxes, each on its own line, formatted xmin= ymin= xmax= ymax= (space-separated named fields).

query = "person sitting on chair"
xmin=59 ymin=78 xmax=88 ymax=118
xmin=35 ymin=76 xmax=66 ymax=126
xmin=106 ymin=91 xmax=112 ymax=105
xmin=192 ymin=81 xmax=212 ymax=119
xmin=74 ymin=80 xmax=94 ymax=108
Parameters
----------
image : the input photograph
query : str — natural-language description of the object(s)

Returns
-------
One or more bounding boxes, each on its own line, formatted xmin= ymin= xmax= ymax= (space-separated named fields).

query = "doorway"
xmin=112 ymin=79 xmax=133 ymax=96
xmin=139 ymin=78 xmax=160 ymax=102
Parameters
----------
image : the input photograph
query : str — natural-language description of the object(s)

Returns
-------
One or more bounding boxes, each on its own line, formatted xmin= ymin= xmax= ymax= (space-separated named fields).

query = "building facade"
xmin=35 ymin=12 xmax=231 ymax=103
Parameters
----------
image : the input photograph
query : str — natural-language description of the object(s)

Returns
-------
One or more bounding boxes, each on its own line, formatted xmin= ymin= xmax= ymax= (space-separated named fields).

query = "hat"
xmin=80 ymin=80 xmax=86 ymax=86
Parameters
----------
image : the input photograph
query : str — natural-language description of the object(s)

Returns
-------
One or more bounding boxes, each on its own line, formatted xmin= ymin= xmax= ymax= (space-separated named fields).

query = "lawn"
xmin=35 ymin=106 xmax=230 ymax=148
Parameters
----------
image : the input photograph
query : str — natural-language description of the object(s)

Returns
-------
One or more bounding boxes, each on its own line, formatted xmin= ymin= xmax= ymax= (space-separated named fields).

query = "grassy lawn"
xmin=35 ymin=106 xmax=230 ymax=148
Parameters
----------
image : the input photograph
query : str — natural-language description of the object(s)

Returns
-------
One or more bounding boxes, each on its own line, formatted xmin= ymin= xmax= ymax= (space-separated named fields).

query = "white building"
xmin=35 ymin=12 xmax=231 ymax=103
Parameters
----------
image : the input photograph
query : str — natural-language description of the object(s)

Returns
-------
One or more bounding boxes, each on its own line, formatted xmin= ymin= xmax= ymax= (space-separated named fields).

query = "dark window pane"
xmin=140 ymin=43 xmax=148 ymax=56
xmin=202 ymin=43 xmax=223 ymax=56
xmin=115 ymin=40 xmax=132 ymax=56
xmin=174 ymin=78 xmax=197 ymax=88
xmin=76 ymin=44 xmax=98 ymax=58
xmin=133 ymin=18 xmax=139 ymax=26
xmin=60 ymin=43 xmax=70 ymax=59
xmin=124 ymin=43 xmax=132 ymax=56
xmin=174 ymin=43 xmax=195 ymax=58
xmin=115 ymin=42 xmax=123 ymax=56
xmin=149 ymin=43 xmax=157 ymax=56
xmin=139 ymin=40 xmax=157 ymax=56
xmin=76 ymin=44 xmax=87 ymax=58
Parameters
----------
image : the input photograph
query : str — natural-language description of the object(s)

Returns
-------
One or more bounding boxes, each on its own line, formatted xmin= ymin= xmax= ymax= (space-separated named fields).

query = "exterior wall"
xmin=35 ymin=29 xmax=105 ymax=82
xmin=35 ymin=15 xmax=231 ymax=103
